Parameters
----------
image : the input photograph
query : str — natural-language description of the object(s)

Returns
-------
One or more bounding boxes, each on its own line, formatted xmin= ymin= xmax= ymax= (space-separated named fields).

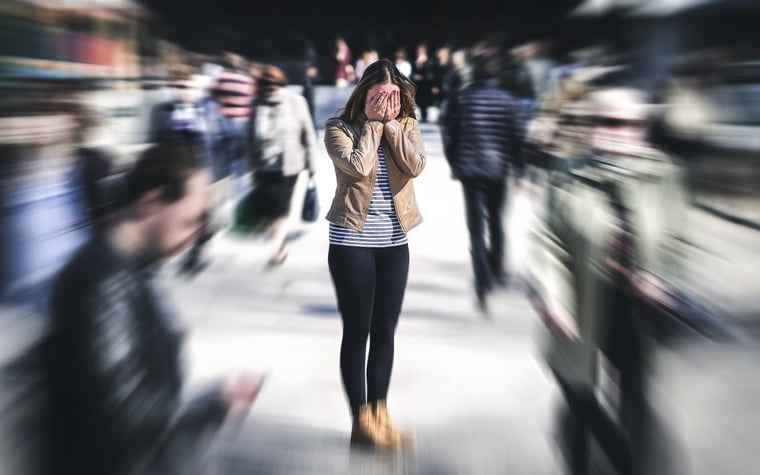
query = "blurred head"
xmin=70 ymin=104 xmax=103 ymax=145
xmin=437 ymin=46 xmax=451 ymax=65
xmin=470 ymin=44 xmax=502 ymax=80
xmin=557 ymin=99 xmax=594 ymax=156
xmin=256 ymin=65 xmax=287 ymax=99
xmin=452 ymin=49 xmax=467 ymax=69
xmin=339 ymin=58 xmax=417 ymax=123
xmin=364 ymin=50 xmax=379 ymax=64
xmin=590 ymin=87 xmax=650 ymax=156
xmin=171 ymin=80 xmax=201 ymax=104
xmin=124 ymin=142 xmax=210 ymax=260
xmin=169 ymin=67 xmax=200 ymax=104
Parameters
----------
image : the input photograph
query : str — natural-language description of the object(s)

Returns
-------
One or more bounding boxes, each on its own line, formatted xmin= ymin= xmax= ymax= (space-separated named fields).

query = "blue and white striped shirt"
xmin=329 ymin=145 xmax=408 ymax=248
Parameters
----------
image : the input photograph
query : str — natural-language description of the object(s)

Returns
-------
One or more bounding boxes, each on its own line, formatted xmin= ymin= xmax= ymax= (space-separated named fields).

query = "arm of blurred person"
xmin=149 ymin=101 xmax=172 ymax=143
xmin=296 ymin=94 xmax=318 ymax=177
xmin=510 ymin=97 xmax=526 ymax=180
xmin=247 ymin=106 xmax=262 ymax=173
xmin=439 ymin=90 xmax=459 ymax=172
xmin=633 ymin=158 xmax=690 ymax=309
xmin=58 ymin=275 xmax=264 ymax=456
xmin=67 ymin=280 xmax=195 ymax=442
xmin=528 ymin=187 xmax=582 ymax=342
xmin=145 ymin=371 xmax=265 ymax=472
xmin=382 ymin=91 xmax=426 ymax=178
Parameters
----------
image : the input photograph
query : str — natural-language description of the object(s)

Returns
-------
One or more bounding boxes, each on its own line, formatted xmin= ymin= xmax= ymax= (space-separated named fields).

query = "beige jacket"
xmin=248 ymin=88 xmax=318 ymax=176
xmin=323 ymin=116 xmax=426 ymax=232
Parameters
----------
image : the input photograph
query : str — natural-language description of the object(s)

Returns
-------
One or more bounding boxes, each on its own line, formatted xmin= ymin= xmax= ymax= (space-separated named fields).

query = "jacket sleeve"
xmin=527 ymin=185 xmax=578 ymax=332
xmin=76 ymin=278 xmax=227 ymax=444
xmin=509 ymin=99 xmax=526 ymax=178
xmin=382 ymin=119 xmax=426 ymax=178
xmin=246 ymin=107 xmax=259 ymax=170
xmin=323 ymin=118 xmax=384 ymax=178
xmin=439 ymin=94 xmax=458 ymax=169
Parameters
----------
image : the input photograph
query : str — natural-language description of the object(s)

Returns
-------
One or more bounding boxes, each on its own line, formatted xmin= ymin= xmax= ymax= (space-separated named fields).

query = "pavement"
xmin=160 ymin=122 xmax=760 ymax=475
xmin=164 ymin=122 xmax=565 ymax=474
xmin=4 ymin=119 xmax=755 ymax=474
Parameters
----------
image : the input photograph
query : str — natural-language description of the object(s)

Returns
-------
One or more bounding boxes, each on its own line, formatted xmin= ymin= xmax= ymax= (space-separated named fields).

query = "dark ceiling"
xmin=138 ymin=0 xmax=584 ymax=62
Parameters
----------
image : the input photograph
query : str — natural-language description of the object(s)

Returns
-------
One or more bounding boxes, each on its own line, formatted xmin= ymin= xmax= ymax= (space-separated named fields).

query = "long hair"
xmin=338 ymin=58 xmax=417 ymax=123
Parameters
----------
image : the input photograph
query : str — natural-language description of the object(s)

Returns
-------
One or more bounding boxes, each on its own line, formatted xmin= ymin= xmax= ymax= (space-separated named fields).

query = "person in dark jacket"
xmin=43 ymin=142 xmax=265 ymax=475
xmin=440 ymin=48 xmax=524 ymax=312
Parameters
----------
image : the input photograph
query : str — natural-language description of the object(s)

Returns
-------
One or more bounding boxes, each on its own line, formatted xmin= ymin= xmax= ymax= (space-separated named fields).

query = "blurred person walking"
xmin=411 ymin=43 xmax=438 ymax=123
xmin=41 ymin=142 xmax=266 ymax=475
xmin=433 ymin=46 xmax=452 ymax=116
xmin=355 ymin=49 xmax=379 ymax=84
xmin=248 ymin=65 xmax=318 ymax=267
xmin=394 ymin=48 xmax=412 ymax=78
xmin=210 ymin=52 xmax=255 ymax=190
xmin=440 ymin=49 xmax=524 ymax=312
xmin=68 ymin=105 xmax=116 ymax=235
xmin=439 ymin=48 xmax=472 ymax=119
xmin=171 ymin=61 xmax=256 ymax=277
xmin=149 ymin=70 xmax=209 ymax=149
xmin=323 ymin=59 xmax=425 ymax=449
xmin=528 ymin=84 xmax=689 ymax=475
xmin=302 ymin=42 xmax=320 ymax=125
xmin=335 ymin=37 xmax=355 ymax=87
xmin=149 ymin=71 xmax=219 ymax=276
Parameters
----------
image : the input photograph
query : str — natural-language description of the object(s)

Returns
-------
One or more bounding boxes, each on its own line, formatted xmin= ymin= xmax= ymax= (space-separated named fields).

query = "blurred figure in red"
xmin=42 ymin=142 xmax=265 ymax=475
xmin=335 ymin=37 xmax=355 ymax=88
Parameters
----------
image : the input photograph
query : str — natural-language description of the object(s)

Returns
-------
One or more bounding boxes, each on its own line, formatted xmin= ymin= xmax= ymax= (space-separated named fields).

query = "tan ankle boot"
xmin=351 ymin=403 xmax=400 ymax=449
xmin=350 ymin=404 xmax=376 ymax=447
xmin=374 ymin=400 xmax=413 ymax=447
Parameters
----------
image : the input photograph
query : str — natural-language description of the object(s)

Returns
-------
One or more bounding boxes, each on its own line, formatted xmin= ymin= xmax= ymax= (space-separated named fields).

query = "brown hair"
xmin=338 ymin=58 xmax=417 ymax=123
xmin=256 ymin=65 xmax=288 ymax=89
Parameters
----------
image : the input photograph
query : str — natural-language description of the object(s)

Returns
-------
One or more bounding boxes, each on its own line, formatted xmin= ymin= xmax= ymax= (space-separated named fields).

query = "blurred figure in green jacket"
xmin=527 ymin=83 xmax=689 ymax=475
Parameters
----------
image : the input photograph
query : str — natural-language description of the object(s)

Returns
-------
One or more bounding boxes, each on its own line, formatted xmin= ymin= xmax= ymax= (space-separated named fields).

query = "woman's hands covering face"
xmin=384 ymin=90 xmax=400 ymax=122
xmin=365 ymin=89 xmax=400 ymax=122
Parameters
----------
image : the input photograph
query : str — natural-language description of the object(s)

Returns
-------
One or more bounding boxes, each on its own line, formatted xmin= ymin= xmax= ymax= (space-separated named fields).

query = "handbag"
xmin=301 ymin=176 xmax=319 ymax=223
xmin=231 ymin=186 xmax=267 ymax=234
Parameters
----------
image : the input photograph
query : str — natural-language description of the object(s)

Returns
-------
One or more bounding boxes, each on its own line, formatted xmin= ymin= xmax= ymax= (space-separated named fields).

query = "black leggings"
xmin=328 ymin=244 xmax=409 ymax=418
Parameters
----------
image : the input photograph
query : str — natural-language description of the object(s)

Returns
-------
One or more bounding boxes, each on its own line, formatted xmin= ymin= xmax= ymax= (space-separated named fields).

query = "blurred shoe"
xmin=493 ymin=272 xmax=510 ymax=288
xmin=476 ymin=282 xmax=491 ymax=315
xmin=177 ymin=255 xmax=209 ymax=277
xmin=265 ymin=248 xmax=288 ymax=268
xmin=351 ymin=404 xmax=379 ymax=448
xmin=375 ymin=400 xmax=413 ymax=447
xmin=351 ymin=403 xmax=401 ymax=450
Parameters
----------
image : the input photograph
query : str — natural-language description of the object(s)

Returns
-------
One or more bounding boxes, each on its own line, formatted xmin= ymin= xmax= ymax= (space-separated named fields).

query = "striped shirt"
xmin=212 ymin=69 xmax=254 ymax=119
xmin=329 ymin=145 xmax=408 ymax=248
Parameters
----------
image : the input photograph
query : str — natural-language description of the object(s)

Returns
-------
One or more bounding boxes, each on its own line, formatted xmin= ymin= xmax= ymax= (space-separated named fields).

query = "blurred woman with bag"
xmin=248 ymin=65 xmax=318 ymax=266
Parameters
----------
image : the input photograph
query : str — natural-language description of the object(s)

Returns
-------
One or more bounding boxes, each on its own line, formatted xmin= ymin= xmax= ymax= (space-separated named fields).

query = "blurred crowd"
xmin=2 ymin=0 xmax=760 ymax=474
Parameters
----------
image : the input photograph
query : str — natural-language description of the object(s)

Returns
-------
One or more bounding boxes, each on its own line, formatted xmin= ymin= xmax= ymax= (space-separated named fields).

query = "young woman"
xmin=323 ymin=59 xmax=426 ymax=448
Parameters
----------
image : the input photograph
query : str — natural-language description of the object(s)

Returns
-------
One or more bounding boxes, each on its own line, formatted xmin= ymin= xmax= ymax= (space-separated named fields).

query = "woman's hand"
xmin=384 ymin=90 xmax=400 ymax=122
xmin=365 ymin=91 xmax=388 ymax=122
